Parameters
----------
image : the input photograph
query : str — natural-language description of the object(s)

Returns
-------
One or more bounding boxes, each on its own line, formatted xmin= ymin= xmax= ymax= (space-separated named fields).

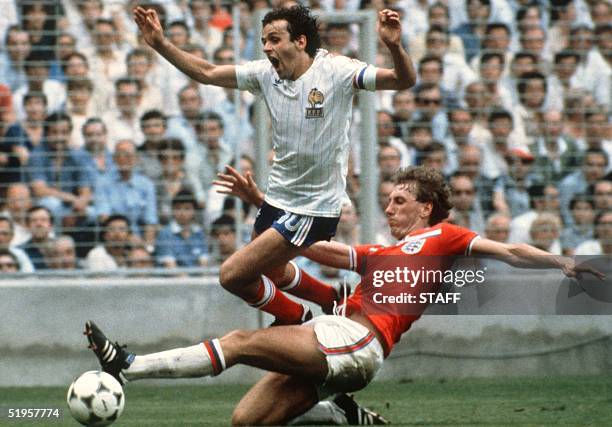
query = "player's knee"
xmin=231 ymin=407 xmax=253 ymax=426
xmin=219 ymin=260 xmax=242 ymax=292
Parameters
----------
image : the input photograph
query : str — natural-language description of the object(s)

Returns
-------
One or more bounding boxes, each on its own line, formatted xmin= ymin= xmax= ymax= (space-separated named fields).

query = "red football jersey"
xmin=345 ymin=222 xmax=479 ymax=357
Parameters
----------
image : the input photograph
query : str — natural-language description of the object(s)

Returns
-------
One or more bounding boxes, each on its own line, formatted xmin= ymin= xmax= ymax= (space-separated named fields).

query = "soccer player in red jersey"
xmin=86 ymin=166 xmax=602 ymax=425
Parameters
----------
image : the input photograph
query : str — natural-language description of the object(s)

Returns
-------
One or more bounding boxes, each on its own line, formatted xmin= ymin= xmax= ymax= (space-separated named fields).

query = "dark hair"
xmin=127 ymin=47 xmax=152 ymax=63
xmin=426 ymin=24 xmax=449 ymax=39
xmin=481 ymin=51 xmax=505 ymax=66
xmin=394 ymin=166 xmax=452 ymax=225
xmin=140 ymin=109 xmax=167 ymax=126
xmin=0 ymin=215 xmax=14 ymax=232
xmin=516 ymin=3 xmax=541 ymax=25
xmin=513 ymin=51 xmax=537 ymax=64
xmin=5 ymin=24 xmax=26 ymax=46
xmin=584 ymin=148 xmax=609 ymax=166
xmin=196 ymin=110 xmax=224 ymax=129
xmin=23 ymin=91 xmax=47 ymax=106
xmin=171 ymin=189 xmax=197 ymax=208
xmin=549 ymin=0 xmax=573 ymax=23
xmin=485 ymin=22 xmax=510 ymax=35
xmin=95 ymin=18 xmax=115 ymax=29
xmin=103 ymin=214 xmax=129 ymax=230
xmin=447 ymin=107 xmax=471 ymax=122
xmin=26 ymin=205 xmax=53 ymax=225
xmin=24 ymin=50 xmax=53 ymax=70
xmin=115 ymin=77 xmax=142 ymax=92
xmin=428 ymin=2 xmax=449 ymax=18
xmin=0 ymin=249 xmax=19 ymax=268
xmin=158 ymin=138 xmax=185 ymax=161
xmin=44 ymin=112 xmax=72 ymax=136
xmin=554 ymin=49 xmax=579 ymax=64
xmin=517 ymin=71 xmax=546 ymax=95
xmin=262 ymin=5 xmax=321 ymax=58
xmin=211 ymin=214 xmax=236 ymax=234
xmin=569 ymin=194 xmax=593 ymax=211
xmin=62 ymin=51 xmax=88 ymax=73
xmin=419 ymin=55 xmax=443 ymax=71
xmin=82 ymin=117 xmax=107 ymax=135
xmin=488 ymin=108 xmax=513 ymax=124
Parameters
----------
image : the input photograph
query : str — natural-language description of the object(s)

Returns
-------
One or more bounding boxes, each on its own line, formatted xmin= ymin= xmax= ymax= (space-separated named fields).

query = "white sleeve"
xmin=235 ymin=59 xmax=270 ymax=96
xmin=332 ymin=55 xmax=378 ymax=92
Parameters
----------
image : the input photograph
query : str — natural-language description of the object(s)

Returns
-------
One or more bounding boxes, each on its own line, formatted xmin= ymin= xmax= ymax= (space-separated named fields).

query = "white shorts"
xmin=308 ymin=315 xmax=384 ymax=397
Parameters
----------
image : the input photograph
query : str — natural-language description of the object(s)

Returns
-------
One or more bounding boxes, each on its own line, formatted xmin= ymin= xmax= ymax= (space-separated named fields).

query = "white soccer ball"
xmin=67 ymin=371 xmax=125 ymax=426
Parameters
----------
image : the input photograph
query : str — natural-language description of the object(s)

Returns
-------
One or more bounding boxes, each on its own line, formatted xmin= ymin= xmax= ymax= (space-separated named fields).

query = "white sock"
xmin=124 ymin=339 xmax=226 ymax=381
xmin=289 ymin=401 xmax=348 ymax=425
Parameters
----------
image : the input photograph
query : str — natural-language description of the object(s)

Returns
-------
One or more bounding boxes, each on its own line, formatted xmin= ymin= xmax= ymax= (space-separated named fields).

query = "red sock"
xmin=281 ymin=261 xmax=338 ymax=312
xmin=246 ymin=276 xmax=304 ymax=323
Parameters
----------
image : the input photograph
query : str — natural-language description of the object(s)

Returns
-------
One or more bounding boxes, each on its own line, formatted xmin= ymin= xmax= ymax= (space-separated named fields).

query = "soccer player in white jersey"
xmin=134 ymin=5 xmax=416 ymax=324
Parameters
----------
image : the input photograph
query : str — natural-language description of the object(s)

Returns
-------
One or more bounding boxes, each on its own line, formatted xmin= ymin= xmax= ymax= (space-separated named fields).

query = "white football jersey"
xmin=236 ymin=49 xmax=377 ymax=217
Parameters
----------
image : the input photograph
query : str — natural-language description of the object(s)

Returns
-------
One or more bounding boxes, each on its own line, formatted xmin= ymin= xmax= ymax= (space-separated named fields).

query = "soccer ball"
xmin=67 ymin=371 xmax=125 ymax=426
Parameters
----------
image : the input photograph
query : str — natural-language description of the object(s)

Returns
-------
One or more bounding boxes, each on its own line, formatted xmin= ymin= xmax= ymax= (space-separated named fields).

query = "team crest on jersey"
xmin=305 ymin=88 xmax=324 ymax=119
xmin=401 ymin=239 xmax=426 ymax=254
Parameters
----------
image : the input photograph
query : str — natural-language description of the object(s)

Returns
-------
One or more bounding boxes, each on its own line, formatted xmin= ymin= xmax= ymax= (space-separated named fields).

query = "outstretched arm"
xmin=134 ymin=7 xmax=237 ymax=88
xmin=374 ymin=9 xmax=416 ymax=90
xmin=471 ymin=238 xmax=605 ymax=280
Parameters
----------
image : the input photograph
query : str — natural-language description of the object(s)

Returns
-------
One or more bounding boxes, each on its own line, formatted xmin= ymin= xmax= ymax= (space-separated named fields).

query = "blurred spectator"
xmin=594 ymin=23 xmax=611 ymax=70
xmin=378 ymin=143 xmax=402 ymax=181
xmin=584 ymin=107 xmax=612 ymax=168
xmin=501 ymin=51 xmax=537 ymax=107
xmin=546 ymin=50 xmax=579 ymax=111
xmin=0 ymin=215 xmax=33 ymax=272
xmin=562 ymin=89 xmax=590 ymax=147
xmin=0 ymin=84 xmax=15 ymax=136
xmin=407 ymin=123 xmax=434 ymax=164
xmin=0 ymin=25 xmax=30 ymax=91
xmin=0 ymin=249 xmax=20 ymax=273
xmin=416 ymin=55 xmax=459 ymax=107
xmin=2 ymin=183 xmax=32 ymax=246
xmin=421 ymin=141 xmax=447 ymax=173
xmin=156 ymin=138 xmax=205 ymax=225
xmin=376 ymin=110 xmax=412 ymax=167
xmin=470 ymin=23 xmax=512 ymax=76
xmin=546 ymin=0 xmax=575 ymax=56
xmin=408 ymin=2 xmax=465 ymax=63
xmin=155 ymin=189 xmax=208 ymax=268
xmin=28 ymin=112 xmax=94 ymax=228
xmin=589 ymin=179 xmax=612 ymax=214
xmin=86 ymin=214 xmax=131 ymax=271
xmin=102 ymin=78 xmax=145 ymax=147
xmin=493 ymin=147 xmax=541 ymax=217
xmin=51 ymin=32 xmax=77 ymax=82
xmin=64 ymin=78 xmax=100 ymax=148
xmin=47 ymin=235 xmax=78 ymax=270
xmin=137 ymin=110 xmax=167 ymax=182
xmin=463 ymin=81 xmax=490 ymax=128
xmin=479 ymin=109 xmax=516 ymax=180
xmin=529 ymin=212 xmax=562 ymax=254
xmin=531 ymin=109 xmax=581 ymax=185
xmin=478 ymin=52 xmax=513 ymax=110
xmin=126 ymin=48 xmax=164 ymax=113
xmin=519 ymin=25 xmax=550 ymax=73
xmin=13 ymin=50 xmax=65 ymax=121
xmin=84 ymin=18 xmax=127 ymax=97
xmin=166 ymin=85 xmax=204 ymax=152
xmin=210 ymin=214 xmax=237 ymax=264
xmin=560 ymin=195 xmax=595 ymax=256
xmin=391 ymin=89 xmax=415 ymax=139
xmin=590 ymin=0 xmax=611 ymax=27
xmin=413 ymin=82 xmax=448 ymax=141
xmin=425 ymin=26 xmax=476 ymax=98
xmin=323 ymin=23 xmax=354 ymax=56
xmin=95 ymin=140 xmax=158 ymax=247
xmin=70 ymin=0 xmax=103 ymax=53
xmin=456 ymin=144 xmax=496 ymax=215
xmin=484 ymin=212 xmax=510 ymax=242
xmin=448 ymin=173 xmax=485 ymax=234
xmin=508 ymin=183 xmax=560 ymax=244
xmin=20 ymin=2 xmax=61 ymax=60
xmin=453 ymin=0 xmax=491 ymax=62
xmin=512 ymin=71 xmax=547 ymax=144
xmin=167 ymin=20 xmax=191 ymax=48
xmin=569 ymin=25 xmax=610 ymax=109
xmin=443 ymin=107 xmax=487 ymax=175
xmin=558 ymin=149 xmax=608 ymax=225
xmin=187 ymin=0 xmax=223 ymax=58
xmin=81 ymin=117 xmax=116 ymax=186
xmin=19 ymin=205 xmax=54 ymax=270
xmin=128 ymin=244 xmax=155 ymax=269
xmin=575 ymin=210 xmax=612 ymax=256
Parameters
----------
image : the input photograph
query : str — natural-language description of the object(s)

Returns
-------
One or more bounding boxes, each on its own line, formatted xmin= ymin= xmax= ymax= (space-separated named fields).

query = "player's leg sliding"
xmin=280 ymin=261 xmax=351 ymax=314
xmin=289 ymin=395 xmax=389 ymax=425
xmin=246 ymin=275 xmax=312 ymax=325
xmin=85 ymin=320 xmax=226 ymax=383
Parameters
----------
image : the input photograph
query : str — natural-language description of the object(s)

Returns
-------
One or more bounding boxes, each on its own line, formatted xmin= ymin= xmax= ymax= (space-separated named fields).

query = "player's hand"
xmin=134 ymin=6 xmax=165 ymax=49
xmin=213 ymin=165 xmax=264 ymax=207
xmin=561 ymin=259 xmax=605 ymax=281
xmin=377 ymin=9 xmax=402 ymax=48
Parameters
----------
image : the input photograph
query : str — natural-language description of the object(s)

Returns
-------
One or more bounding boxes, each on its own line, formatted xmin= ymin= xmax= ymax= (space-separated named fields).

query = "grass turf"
xmin=0 ymin=376 xmax=610 ymax=426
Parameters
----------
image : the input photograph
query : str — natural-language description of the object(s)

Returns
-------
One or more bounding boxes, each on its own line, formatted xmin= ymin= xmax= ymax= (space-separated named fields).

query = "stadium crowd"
xmin=0 ymin=0 xmax=610 ymax=274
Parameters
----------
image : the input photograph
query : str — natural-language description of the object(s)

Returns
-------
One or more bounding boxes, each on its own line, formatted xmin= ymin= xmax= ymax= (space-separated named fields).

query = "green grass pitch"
xmin=1 ymin=376 xmax=610 ymax=426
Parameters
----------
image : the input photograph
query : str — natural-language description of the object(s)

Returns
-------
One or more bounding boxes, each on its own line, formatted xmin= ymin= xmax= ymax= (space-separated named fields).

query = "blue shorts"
xmin=254 ymin=202 xmax=340 ymax=247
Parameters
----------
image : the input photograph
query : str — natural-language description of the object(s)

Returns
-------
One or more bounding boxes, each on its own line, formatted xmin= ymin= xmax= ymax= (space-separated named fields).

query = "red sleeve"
xmin=440 ymin=223 xmax=480 ymax=255
xmin=351 ymin=244 xmax=384 ymax=274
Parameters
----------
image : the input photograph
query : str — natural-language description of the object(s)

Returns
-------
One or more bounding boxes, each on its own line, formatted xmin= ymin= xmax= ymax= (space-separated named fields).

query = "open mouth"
xmin=268 ymin=57 xmax=280 ymax=69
